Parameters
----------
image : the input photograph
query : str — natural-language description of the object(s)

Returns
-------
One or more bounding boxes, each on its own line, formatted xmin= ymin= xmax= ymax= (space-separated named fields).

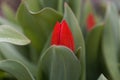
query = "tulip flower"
xmin=51 ymin=20 xmax=75 ymax=51
xmin=86 ymin=13 xmax=96 ymax=31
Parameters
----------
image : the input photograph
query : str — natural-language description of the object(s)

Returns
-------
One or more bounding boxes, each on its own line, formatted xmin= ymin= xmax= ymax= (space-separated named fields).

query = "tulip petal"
xmin=60 ymin=20 xmax=75 ymax=51
xmin=51 ymin=22 xmax=61 ymax=45
xmin=87 ymin=13 xmax=96 ymax=31
xmin=51 ymin=20 xmax=75 ymax=51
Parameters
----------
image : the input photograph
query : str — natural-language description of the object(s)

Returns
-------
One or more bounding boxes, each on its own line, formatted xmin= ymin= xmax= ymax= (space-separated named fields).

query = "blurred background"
xmin=0 ymin=0 xmax=120 ymax=17
xmin=0 ymin=0 xmax=21 ymax=16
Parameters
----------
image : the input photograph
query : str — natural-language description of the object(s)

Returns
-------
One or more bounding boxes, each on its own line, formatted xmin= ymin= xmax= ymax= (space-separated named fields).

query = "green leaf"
xmin=76 ymin=47 xmax=81 ymax=60
xmin=37 ymin=45 xmax=80 ymax=80
xmin=40 ymin=0 xmax=58 ymax=10
xmin=17 ymin=3 xmax=62 ymax=53
xmin=0 ymin=53 xmax=3 ymax=60
xmin=68 ymin=0 xmax=81 ymax=22
xmin=24 ymin=0 xmax=42 ymax=12
xmin=97 ymin=74 xmax=108 ymax=80
xmin=86 ymin=24 xmax=104 ymax=80
xmin=40 ymin=0 xmax=81 ymax=15
xmin=0 ymin=17 xmax=22 ymax=32
xmin=0 ymin=25 xmax=30 ymax=45
xmin=63 ymin=3 xmax=85 ymax=80
xmin=0 ymin=60 xmax=35 ymax=80
xmin=0 ymin=71 xmax=6 ymax=79
xmin=102 ymin=3 xmax=120 ymax=80
xmin=0 ymin=43 xmax=36 ymax=76
xmin=40 ymin=0 xmax=65 ymax=13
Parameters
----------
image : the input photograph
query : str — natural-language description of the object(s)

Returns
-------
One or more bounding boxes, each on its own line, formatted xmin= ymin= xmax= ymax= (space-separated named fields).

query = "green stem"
xmin=57 ymin=0 xmax=63 ymax=14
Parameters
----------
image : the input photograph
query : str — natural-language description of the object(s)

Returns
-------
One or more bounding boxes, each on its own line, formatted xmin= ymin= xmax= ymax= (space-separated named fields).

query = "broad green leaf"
xmin=40 ymin=0 xmax=64 ymax=13
xmin=24 ymin=0 xmax=42 ymax=12
xmin=102 ymin=3 xmax=120 ymax=80
xmin=119 ymin=17 xmax=120 ymax=25
xmin=0 ymin=43 xmax=36 ymax=76
xmin=40 ymin=0 xmax=58 ymax=10
xmin=118 ymin=15 xmax=120 ymax=59
xmin=0 ymin=17 xmax=22 ymax=32
xmin=0 ymin=25 xmax=30 ymax=45
xmin=0 ymin=71 xmax=6 ymax=79
xmin=63 ymin=3 xmax=85 ymax=80
xmin=68 ymin=0 xmax=81 ymax=22
xmin=63 ymin=3 xmax=85 ymax=52
xmin=37 ymin=45 xmax=80 ymax=80
xmin=1 ymin=3 xmax=17 ymax=24
xmin=0 ymin=60 xmax=35 ymax=80
xmin=97 ymin=74 xmax=108 ymax=80
xmin=86 ymin=24 xmax=104 ymax=80
xmin=17 ymin=3 xmax=62 ymax=53
xmin=40 ymin=0 xmax=81 ymax=15
xmin=0 ymin=53 xmax=3 ymax=60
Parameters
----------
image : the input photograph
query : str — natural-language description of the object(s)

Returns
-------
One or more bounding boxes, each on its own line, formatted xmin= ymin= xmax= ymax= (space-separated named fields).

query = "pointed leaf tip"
xmin=0 ymin=25 xmax=30 ymax=45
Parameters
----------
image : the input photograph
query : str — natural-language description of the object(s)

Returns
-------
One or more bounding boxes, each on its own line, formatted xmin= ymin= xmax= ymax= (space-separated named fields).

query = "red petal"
xmin=51 ymin=22 xmax=61 ymax=45
xmin=51 ymin=20 xmax=75 ymax=51
xmin=86 ymin=13 xmax=96 ymax=31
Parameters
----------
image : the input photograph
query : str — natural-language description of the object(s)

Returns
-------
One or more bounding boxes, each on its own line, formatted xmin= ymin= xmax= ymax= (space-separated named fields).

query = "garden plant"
xmin=0 ymin=0 xmax=120 ymax=80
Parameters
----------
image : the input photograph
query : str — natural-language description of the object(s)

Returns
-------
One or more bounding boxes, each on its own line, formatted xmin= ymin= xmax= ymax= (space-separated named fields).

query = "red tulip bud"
xmin=86 ymin=13 xmax=96 ymax=31
xmin=51 ymin=20 xmax=75 ymax=51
